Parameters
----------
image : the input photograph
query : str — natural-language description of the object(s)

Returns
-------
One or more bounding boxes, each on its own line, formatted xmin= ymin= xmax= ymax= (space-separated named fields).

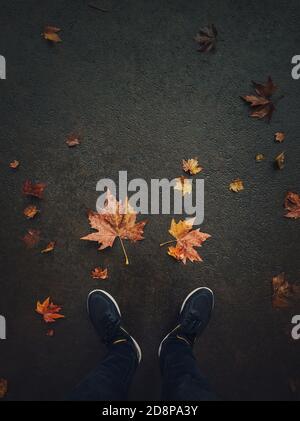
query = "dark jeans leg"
xmin=161 ymin=338 xmax=216 ymax=401
xmin=69 ymin=342 xmax=138 ymax=401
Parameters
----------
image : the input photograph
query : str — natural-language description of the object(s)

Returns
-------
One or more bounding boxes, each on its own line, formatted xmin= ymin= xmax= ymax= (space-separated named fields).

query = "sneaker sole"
xmin=87 ymin=289 xmax=142 ymax=364
xmin=158 ymin=287 xmax=214 ymax=357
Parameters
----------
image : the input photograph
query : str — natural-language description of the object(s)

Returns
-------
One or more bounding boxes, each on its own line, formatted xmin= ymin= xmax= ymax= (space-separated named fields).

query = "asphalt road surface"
xmin=0 ymin=0 xmax=299 ymax=401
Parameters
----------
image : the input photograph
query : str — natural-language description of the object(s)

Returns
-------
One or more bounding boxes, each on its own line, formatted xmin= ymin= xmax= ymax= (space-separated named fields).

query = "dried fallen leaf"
xmin=22 ymin=180 xmax=46 ymax=199
xmin=255 ymin=154 xmax=266 ymax=162
xmin=66 ymin=133 xmax=81 ymax=147
xmin=272 ymin=273 xmax=300 ymax=309
xmin=194 ymin=24 xmax=218 ymax=53
xmin=91 ymin=267 xmax=108 ymax=280
xmin=284 ymin=192 xmax=300 ymax=219
xmin=253 ymin=77 xmax=278 ymax=98
xmin=0 ymin=379 xmax=8 ymax=399
xmin=41 ymin=241 xmax=56 ymax=254
xmin=42 ymin=26 xmax=62 ymax=43
xmin=22 ymin=229 xmax=40 ymax=248
xmin=175 ymin=176 xmax=192 ymax=196
xmin=81 ymin=190 xmax=147 ymax=265
xmin=229 ymin=179 xmax=244 ymax=193
xmin=161 ymin=218 xmax=211 ymax=264
xmin=36 ymin=297 xmax=65 ymax=323
xmin=9 ymin=160 xmax=20 ymax=169
xmin=275 ymin=152 xmax=285 ymax=170
xmin=23 ymin=205 xmax=39 ymax=219
xmin=275 ymin=132 xmax=286 ymax=143
xmin=182 ymin=158 xmax=203 ymax=175
xmin=242 ymin=77 xmax=279 ymax=122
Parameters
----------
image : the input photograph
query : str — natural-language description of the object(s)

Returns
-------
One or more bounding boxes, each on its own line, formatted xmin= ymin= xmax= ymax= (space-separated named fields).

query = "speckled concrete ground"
xmin=0 ymin=0 xmax=299 ymax=401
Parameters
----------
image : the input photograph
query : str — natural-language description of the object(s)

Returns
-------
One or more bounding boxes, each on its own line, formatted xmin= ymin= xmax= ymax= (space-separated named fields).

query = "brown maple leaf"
xmin=22 ymin=229 xmax=40 ymax=248
xmin=275 ymin=152 xmax=285 ymax=170
xmin=66 ymin=133 xmax=81 ymax=147
xmin=242 ymin=77 xmax=280 ymax=122
xmin=161 ymin=218 xmax=211 ymax=264
xmin=284 ymin=192 xmax=300 ymax=219
xmin=272 ymin=273 xmax=300 ymax=309
xmin=23 ymin=180 xmax=46 ymax=199
xmin=0 ymin=379 xmax=8 ymax=399
xmin=81 ymin=190 xmax=147 ymax=265
xmin=91 ymin=267 xmax=108 ymax=280
xmin=9 ymin=160 xmax=20 ymax=169
xmin=194 ymin=24 xmax=218 ymax=53
xmin=36 ymin=297 xmax=65 ymax=323
xmin=41 ymin=241 xmax=56 ymax=254
xmin=42 ymin=26 xmax=62 ymax=43
xmin=24 ymin=205 xmax=39 ymax=219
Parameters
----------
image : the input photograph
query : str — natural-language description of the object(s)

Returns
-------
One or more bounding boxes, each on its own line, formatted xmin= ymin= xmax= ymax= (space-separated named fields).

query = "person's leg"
xmin=69 ymin=290 xmax=141 ymax=401
xmin=159 ymin=288 xmax=217 ymax=401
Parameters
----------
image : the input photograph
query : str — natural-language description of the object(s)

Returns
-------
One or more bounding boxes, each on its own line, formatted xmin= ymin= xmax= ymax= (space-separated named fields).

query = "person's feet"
xmin=159 ymin=287 xmax=214 ymax=356
xmin=87 ymin=290 xmax=142 ymax=363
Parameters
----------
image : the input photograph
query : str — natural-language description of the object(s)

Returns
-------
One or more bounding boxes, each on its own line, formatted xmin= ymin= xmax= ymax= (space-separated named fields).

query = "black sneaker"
xmin=87 ymin=290 xmax=142 ymax=363
xmin=159 ymin=287 xmax=214 ymax=356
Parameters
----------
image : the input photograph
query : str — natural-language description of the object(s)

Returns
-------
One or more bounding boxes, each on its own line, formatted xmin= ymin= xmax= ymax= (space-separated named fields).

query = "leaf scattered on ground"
xmin=36 ymin=297 xmax=65 ymax=323
xmin=0 ymin=379 xmax=8 ymax=399
xmin=175 ymin=176 xmax=192 ymax=196
xmin=284 ymin=192 xmax=300 ymax=219
xmin=24 ymin=205 xmax=39 ymax=219
xmin=22 ymin=229 xmax=40 ymax=248
xmin=161 ymin=218 xmax=211 ymax=264
xmin=23 ymin=180 xmax=46 ymax=199
xmin=275 ymin=152 xmax=285 ymax=170
xmin=194 ymin=24 xmax=218 ymax=53
xmin=66 ymin=133 xmax=81 ymax=147
xmin=229 ymin=179 xmax=244 ymax=193
xmin=182 ymin=158 xmax=203 ymax=175
xmin=9 ymin=160 xmax=20 ymax=169
xmin=272 ymin=273 xmax=300 ymax=309
xmin=242 ymin=77 xmax=279 ymax=122
xmin=256 ymin=154 xmax=266 ymax=162
xmin=275 ymin=132 xmax=286 ymax=143
xmin=41 ymin=241 xmax=56 ymax=254
xmin=81 ymin=190 xmax=147 ymax=265
xmin=42 ymin=26 xmax=62 ymax=43
xmin=91 ymin=267 xmax=108 ymax=279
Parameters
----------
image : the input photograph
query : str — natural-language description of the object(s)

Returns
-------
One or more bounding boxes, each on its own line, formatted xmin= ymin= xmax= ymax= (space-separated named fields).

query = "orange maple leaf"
xmin=66 ymin=133 xmax=81 ymax=147
xmin=91 ymin=267 xmax=108 ymax=280
xmin=24 ymin=205 xmax=39 ymax=219
xmin=41 ymin=241 xmax=56 ymax=254
xmin=284 ymin=192 xmax=300 ymax=219
xmin=161 ymin=218 xmax=211 ymax=264
xmin=9 ymin=160 xmax=20 ymax=169
xmin=81 ymin=190 xmax=147 ymax=265
xmin=36 ymin=297 xmax=65 ymax=323
xmin=23 ymin=180 xmax=46 ymax=199
xmin=42 ymin=26 xmax=62 ymax=43
xmin=272 ymin=273 xmax=300 ymax=309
